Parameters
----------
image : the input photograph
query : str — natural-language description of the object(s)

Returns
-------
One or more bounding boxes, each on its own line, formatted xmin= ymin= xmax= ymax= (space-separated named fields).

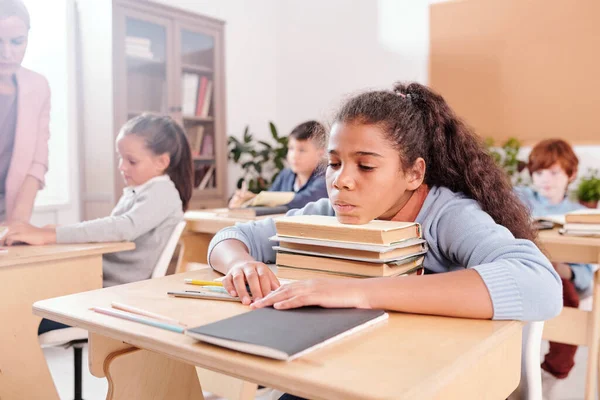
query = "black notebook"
xmin=185 ymin=307 xmax=388 ymax=361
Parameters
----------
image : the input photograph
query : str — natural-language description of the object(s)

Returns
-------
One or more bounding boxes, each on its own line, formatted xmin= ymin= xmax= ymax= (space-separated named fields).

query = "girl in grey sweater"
xmin=3 ymin=114 xmax=193 ymax=288
xmin=209 ymin=83 xmax=562 ymax=323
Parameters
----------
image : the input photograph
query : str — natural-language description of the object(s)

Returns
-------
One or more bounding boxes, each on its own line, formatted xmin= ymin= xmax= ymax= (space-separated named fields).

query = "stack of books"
xmin=271 ymin=215 xmax=427 ymax=280
xmin=125 ymin=36 xmax=154 ymax=60
xmin=562 ymin=209 xmax=600 ymax=236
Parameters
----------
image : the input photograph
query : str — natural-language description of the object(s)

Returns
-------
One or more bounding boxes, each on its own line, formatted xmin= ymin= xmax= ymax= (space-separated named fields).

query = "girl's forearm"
xmin=364 ymin=269 xmax=494 ymax=319
xmin=209 ymin=239 xmax=255 ymax=275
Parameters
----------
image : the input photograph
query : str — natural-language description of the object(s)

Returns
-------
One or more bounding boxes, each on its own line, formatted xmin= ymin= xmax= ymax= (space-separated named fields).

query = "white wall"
xmin=22 ymin=0 xmax=80 ymax=226
xmin=274 ymin=0 xmax=429 ymax=134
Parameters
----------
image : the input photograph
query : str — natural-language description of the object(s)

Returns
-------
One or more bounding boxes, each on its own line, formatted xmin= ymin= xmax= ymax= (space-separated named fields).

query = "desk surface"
xmin=184 ymin=209 xmax=285 ymax=234
xmin=537 ymin=229 xmax=600 ymax=264
xmin=538 ymin=229 xmax=600 ymax=246
xmin=0 ymin=242 xmax=135 ymax=268
xmin=34 ymin=268 xmax=522 ymax=400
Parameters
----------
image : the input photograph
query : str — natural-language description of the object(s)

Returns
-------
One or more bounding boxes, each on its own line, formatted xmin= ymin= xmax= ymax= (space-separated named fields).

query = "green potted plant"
xmin=576 ymin=169 xmax=600 ymax=209
xmin=484 ymin=137 xmax=527 ymax=185
xmin=228 ymin=122 xmax=288 ymax=193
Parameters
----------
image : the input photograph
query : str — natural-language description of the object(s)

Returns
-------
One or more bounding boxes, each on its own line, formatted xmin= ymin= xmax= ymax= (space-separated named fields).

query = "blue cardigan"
xmin=515 ymin=186 xmax=593 ymax=291
xmin=209 ymin=186 xmax=562 ymax=321
xmin=268 ymin=168 xmax=328 ymax=210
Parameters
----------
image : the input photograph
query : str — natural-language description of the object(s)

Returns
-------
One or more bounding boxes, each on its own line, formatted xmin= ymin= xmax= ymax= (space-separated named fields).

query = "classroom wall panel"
xmin=430 ymin=0 xmax=600 ymax=145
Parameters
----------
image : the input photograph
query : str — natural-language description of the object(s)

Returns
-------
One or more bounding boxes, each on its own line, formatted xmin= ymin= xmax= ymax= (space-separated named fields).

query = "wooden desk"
xmin=33 ymin=268 xmax=523 ymax=400
xmin=537 ymin=229 xmax=600 ymax=400
xmin=0 ymin=242 xmax=135 ymax=400
xmin=178 ymin=209 xmax=285 ymax=271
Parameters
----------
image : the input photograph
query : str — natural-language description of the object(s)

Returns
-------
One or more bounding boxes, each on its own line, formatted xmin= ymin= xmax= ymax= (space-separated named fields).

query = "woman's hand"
xmin=228 ymin=190 xmax=256 ymax=209
xmin=222 ymin=260 xmax=280 ymax=305
xmin=1 ymin=222 xmax=56 ymax=246
xmin=251 ymin=279 xmax=371 ymax=310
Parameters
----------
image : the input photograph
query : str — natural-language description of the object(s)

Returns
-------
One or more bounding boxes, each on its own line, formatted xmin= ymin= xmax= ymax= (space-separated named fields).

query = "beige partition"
xmin=430 ymin=0 xmax=600 ymax=145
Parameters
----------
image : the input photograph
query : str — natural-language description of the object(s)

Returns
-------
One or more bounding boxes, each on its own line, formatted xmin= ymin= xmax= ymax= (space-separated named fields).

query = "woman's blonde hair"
xmin=0 ymin=0 xmax=31 ymax=29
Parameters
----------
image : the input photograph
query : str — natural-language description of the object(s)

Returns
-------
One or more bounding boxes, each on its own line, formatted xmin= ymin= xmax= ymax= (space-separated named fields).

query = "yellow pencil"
xmin=184 ymin=279 xmax=223 ymax=287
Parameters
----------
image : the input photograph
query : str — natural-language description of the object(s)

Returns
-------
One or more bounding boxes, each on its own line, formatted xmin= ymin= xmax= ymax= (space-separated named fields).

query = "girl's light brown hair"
xmin=120 ymin=114 xmax=193 ymax=211
xmin=527 ymin=139 xmax=579 ymax=178
xmin=0 ymin=0 xmax=31 ymax=29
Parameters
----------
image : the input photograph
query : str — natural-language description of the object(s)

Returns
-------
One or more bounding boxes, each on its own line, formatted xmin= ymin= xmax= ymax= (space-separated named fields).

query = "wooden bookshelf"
xmin=78 ymin=0 xmax=228 ymax=218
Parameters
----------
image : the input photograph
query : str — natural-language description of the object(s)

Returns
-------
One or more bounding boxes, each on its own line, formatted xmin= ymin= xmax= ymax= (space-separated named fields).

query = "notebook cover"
xmin=186 ymin=307 xmax=387 ymax=360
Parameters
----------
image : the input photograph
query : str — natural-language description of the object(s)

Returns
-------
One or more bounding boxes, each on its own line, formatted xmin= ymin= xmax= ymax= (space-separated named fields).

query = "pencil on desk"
xmin=184 ymin=279 xmax=252 ymax=292
xmin=191 ymin=286 xmax=230 ymax=295
xmin=184 ymin=279 xmax=223 ymax=287
xmin=111 ymin=301 xmax=186 ymax=327
xmin=91 ymin=307 xmax=185 ymax=334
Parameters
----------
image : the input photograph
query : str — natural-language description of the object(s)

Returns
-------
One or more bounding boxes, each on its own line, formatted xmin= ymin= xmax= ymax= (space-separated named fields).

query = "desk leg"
xmin=88 ymin=333 xmax=134 ymax=377
xmin=104 ymin=347 xmax=204 ymax=400
xmin=0 ymin=255 xmax=102 ymax=400
xmin=196 ymin=367 xmax=258 ymax=400
xmin=176 ymin=232 xmax=214 ymax=273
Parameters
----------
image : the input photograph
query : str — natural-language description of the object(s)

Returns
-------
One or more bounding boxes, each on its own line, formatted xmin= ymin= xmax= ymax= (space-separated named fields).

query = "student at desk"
xmin=515 ymin=138 xmax=594 ymax=397
xmin=211 ymin=83 xmax=563 ymax=400
xmin=2 ymin=114 xmax=193 ymax=333
xmin=229 ymin=120 xmax=328 ymax=210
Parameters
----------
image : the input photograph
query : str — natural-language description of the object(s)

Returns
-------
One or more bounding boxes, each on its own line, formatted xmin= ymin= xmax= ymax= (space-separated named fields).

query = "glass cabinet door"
xmin=177 ymin=26 xmax=218 ymax=192
xmin=122 ymin=14 xmax=171 ymax=117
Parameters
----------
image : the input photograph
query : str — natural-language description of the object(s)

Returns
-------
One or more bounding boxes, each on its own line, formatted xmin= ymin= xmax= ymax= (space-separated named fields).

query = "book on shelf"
xmin=184 ymin=307 xmax=388 ymax=361
xmin=181 ymin=73 xmax=199 ymax=116
xmin=198 ymin=165 xmax=215 ymax=190
xmin=195 ymin=76 xmax=208 ymax=116
xmin=200 ymin=80 xmax=213 ymax=117
xmin=273 ymin=238 xmax=427 ymax=262
xmin=275 ymin=251 xmax=425 ymax=277
xmin=217 ymin=206 xmax=289 ymax=219
xmin=276 ymin=264 xmax=425 ymax=280
xmin=565 ymin=209 xmax=600 ymax=224
xmin=190 ymin=125 xmax=205 ymax=156
xmin=242 ymin=191 xmax=295 ymax=208
xmin=200 ymin=133 xmax=214 ymax=156
xmin=274 ymin=215 xmax=421 ymax=245
xmin=125 ymin=36 xmax=154 ymax=60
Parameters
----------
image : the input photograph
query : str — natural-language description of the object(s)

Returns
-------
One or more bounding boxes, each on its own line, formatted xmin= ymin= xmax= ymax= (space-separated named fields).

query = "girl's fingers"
xmin=232 ymin=270 xmax=251 ymax=304
xmin=222 ymin=275 xmax=236 ymax=297
xmin=273 ymin=295 xmax=310 ymax=310
xmin=256 ymin=268 xmax=273 ymax=300
xmin=251 ymin=285 xmax=289 ymax=309
xmin=243 ymin=266 xmax=264 ymax=300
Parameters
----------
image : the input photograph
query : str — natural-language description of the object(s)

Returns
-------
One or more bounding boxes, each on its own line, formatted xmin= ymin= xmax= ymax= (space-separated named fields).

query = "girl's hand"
xmin=251 ymin=279 xmax=371 ymax=310
xmin=223 ymin=260 xmax=280 ymax=305
xmin=2 ymin=222 xmax=56 ymax=246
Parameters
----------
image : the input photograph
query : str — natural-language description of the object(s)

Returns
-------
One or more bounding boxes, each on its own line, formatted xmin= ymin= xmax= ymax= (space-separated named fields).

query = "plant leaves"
xmin=270 ymin=122 xmax=278 ymax=140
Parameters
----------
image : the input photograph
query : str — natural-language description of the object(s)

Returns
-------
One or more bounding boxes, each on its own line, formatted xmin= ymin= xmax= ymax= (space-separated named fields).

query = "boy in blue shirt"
xmin=515 ymin=138 xmax=594 ymax=397
xmin=230 ymin=121 xmax=327 ymax=210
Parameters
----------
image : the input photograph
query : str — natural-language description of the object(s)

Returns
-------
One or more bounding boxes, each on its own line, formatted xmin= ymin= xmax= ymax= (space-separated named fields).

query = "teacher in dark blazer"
xmin=0 ymin=0 xmax=51 ymax=223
